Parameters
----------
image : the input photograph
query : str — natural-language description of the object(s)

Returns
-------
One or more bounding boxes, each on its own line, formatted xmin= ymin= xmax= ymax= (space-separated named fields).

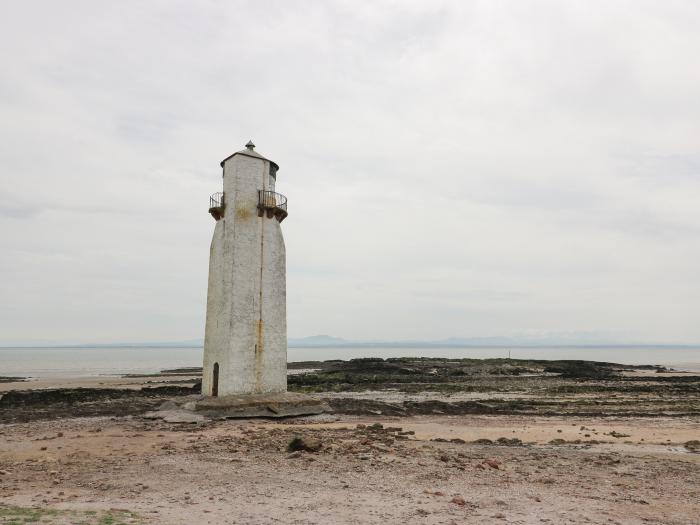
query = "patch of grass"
xmin=0 ymin=506 xmax=142 ymax=525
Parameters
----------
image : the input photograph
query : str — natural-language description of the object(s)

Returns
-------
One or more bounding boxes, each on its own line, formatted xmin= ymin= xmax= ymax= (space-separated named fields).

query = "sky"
xmin=1 ymin=1 xmax=699 ymax=345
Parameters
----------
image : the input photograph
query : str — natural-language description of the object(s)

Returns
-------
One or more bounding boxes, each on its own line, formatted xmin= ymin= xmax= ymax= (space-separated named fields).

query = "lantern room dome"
xmin=220 ymin=140 xmax=279 ymax=170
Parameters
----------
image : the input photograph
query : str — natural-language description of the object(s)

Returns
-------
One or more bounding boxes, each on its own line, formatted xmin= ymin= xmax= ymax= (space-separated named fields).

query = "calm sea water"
xmin=0 ymin=346 xmax=699 ymax=378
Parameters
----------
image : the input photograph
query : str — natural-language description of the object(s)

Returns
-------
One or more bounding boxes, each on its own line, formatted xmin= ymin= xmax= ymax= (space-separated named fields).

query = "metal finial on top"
xmin=245 ymin=140 xmax=255 ymax=150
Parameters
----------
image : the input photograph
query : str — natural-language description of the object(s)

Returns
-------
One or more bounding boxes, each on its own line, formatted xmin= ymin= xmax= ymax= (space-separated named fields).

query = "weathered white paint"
xmin=202 ymin=144 xmax=287 ymax=396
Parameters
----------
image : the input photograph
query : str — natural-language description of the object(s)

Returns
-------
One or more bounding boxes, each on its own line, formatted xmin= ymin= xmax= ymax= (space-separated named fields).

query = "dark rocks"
xmin=0 ymin=377 xmax=27 ymax=383
xmin=0 ymin=385 xmax=199 ymax=408
xmin=496 ymin=437 xmax=523 ymax=446
xmin=287 ymin=436 xmax=322 ymax=453
xmin=0 ymin=385 xmax=201 ymax=423
xmin=684 ymin=440 xmax=700 ymax=452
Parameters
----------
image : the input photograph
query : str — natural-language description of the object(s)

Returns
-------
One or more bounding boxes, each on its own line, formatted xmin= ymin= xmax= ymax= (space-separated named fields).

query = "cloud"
xmin=1 ymin=1 xmax=699 ymax=344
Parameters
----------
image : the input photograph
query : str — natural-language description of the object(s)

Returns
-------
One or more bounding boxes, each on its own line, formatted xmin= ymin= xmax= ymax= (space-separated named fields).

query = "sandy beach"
xmin=1 ymin=414 xmax=699 ymax=524
xmin=1 ymin=358 xmax=699 ymax=524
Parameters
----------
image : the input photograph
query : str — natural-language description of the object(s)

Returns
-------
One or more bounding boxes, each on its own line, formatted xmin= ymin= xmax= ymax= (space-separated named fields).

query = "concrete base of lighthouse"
xmin=194 ymin=392 xmax=330 ymax=419
xmin=143 ymin=392 xmax=331 ymax=422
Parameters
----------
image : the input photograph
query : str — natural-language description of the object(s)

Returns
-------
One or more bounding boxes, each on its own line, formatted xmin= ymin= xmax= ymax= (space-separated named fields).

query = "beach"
xmin=1 ymin=357 xmax=699 ymax=524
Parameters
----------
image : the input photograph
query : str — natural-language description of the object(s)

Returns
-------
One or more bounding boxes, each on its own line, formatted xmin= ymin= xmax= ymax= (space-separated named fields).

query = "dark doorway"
xmin=212 ymin=362 xmax=219 ymax=397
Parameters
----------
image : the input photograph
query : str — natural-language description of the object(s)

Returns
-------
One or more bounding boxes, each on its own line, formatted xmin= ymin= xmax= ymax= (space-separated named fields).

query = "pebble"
xmin=483 ymin=459 xmax=502 ymax=469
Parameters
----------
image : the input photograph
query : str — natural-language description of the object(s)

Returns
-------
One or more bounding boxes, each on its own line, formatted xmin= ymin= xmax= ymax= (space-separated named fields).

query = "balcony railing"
xmin=258 ymin=190 xmax=288 ymax=222
xmin=208 ymin=192 xmax=225 ymax=220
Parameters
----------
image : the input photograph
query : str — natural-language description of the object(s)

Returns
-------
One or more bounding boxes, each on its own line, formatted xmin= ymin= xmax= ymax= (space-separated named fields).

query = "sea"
xmin=0 ymin=346 xmax=699 ymax=379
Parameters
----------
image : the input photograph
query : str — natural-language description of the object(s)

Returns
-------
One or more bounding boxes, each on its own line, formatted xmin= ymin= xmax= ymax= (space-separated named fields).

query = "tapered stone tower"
xmin=202 ymin=141 xmax=288 ymax=397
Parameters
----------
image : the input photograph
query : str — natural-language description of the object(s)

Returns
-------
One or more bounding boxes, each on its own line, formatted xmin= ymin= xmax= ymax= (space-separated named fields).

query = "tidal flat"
xmin=0 ymin=358 xmax=698 ymax=524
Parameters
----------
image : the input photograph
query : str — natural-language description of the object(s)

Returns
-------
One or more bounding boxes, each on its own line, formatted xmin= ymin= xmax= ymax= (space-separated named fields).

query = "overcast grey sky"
xmin=1 ymin=1 xmax=699 ymax=345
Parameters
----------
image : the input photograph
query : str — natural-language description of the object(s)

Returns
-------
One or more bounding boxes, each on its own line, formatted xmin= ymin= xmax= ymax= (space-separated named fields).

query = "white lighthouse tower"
xmin=202 ymin=141 xmax=288 ymax=397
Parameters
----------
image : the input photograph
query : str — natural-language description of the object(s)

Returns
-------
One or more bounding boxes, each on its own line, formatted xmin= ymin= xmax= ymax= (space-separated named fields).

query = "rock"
xmin=684 ymin=440 xmax=700 ymax=452
xmin=496 ymin=437 xmax=523 ymax=446
xmin=286 ymin=451 xmax=302 ymax=459
xmin=296 ymin=413 xmax=339 ymax=424
xmin=143 ymin=409 xmax=206 ymax=424
xmin=287 ymin=436 xmax=322 ymax=453
xmin=450 ymin=438 xmax=466 ymax=444
xmin=474 ymin=438 xmax=493 ymax=444
xmin=549 ymin=439 xmax=567 ymax=445
xmin=162 ymin=411 xmax=206 ymax=424
xmin=451 ymin=496 xmax=466 ymax=506
xmin=158 ymin=400 xmax=180 ymax=411
xmin=483 ymin=459 xmax=502 ymax=469
xmin=609 ymin=431 xmax=631 ymax=438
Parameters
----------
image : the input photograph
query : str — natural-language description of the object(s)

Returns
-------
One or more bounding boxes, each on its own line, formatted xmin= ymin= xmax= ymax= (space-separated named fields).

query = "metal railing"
xmin=209 ymin=192 xmax=225 ymax=210
xmin=208 ymin=192 xmax=225 ymax=220
xmin=258 ymin=190 xmax=287 ymax=212
xmin=258 ymin=190 xmax=288 ymax=222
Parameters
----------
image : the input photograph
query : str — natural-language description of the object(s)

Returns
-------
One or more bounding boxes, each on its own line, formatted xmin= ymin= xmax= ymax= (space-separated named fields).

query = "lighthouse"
xmin=202 ymin=141 xmax=288 ymax=397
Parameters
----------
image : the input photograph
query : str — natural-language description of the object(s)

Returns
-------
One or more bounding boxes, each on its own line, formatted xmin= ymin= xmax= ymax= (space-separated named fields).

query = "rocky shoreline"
xmin=1 ymin=358 xmax=698 ymax=423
